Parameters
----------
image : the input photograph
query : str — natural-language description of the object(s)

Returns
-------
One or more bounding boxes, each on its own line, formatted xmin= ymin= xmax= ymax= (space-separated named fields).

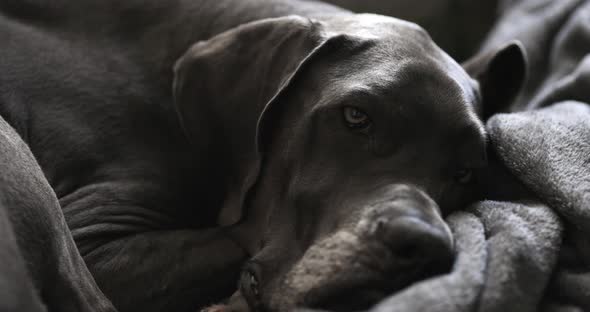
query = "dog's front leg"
xmin=78 ymin=226 xmax=249 ymax=312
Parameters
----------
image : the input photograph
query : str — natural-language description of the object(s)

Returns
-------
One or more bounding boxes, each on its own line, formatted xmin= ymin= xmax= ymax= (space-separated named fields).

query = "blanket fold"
xmin=366 ymin=200 xmax=562 ymax=312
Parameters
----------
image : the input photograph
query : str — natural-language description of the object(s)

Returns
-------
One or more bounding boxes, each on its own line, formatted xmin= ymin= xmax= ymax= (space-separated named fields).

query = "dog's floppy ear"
xmin=462 ymin=41 xmax=527 ymax=120
xmin=173 ymin=16 xmax=334 ymax=226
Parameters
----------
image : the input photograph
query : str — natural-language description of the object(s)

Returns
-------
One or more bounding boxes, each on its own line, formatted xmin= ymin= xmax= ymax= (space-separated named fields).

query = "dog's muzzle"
xmin=302 ymin=184 xmax=455 ymax=311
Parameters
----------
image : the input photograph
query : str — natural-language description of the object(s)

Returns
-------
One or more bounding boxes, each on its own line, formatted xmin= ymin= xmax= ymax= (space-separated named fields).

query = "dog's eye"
xmin=343 ymin=106 xmax=372 ymax=131
xmin=454 ymin=169 xmax=473 ymax=184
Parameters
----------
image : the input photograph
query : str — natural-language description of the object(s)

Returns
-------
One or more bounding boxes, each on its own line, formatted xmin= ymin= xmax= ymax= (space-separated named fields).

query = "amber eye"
xmin=343 ymin=106 xmax=371 ymax=130
xmin=454 ymin=169 xmax=473 ymax=184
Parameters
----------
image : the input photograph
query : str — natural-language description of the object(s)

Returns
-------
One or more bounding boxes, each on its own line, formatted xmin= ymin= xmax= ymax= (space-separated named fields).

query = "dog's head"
xmin=174 ymin=15 xmax=526 ymax=311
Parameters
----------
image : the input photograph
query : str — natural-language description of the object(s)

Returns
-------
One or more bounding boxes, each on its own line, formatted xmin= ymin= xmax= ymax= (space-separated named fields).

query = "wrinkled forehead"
xmin=313 ymin=16 xmax=484 ymax=138
xmin=321 ymin=13 xmax=452 ymax=61
xmin=319 ymin=15 xmax=479 ymax=94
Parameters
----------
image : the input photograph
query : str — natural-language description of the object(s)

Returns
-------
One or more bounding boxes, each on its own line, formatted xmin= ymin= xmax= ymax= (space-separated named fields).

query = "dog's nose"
xmin=373 ymin=216 xmax=454 ymax=271
xmin=358 ymin=184 xmax=455 ymax=272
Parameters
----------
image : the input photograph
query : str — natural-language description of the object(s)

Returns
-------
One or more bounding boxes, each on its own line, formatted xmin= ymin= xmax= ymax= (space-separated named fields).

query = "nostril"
xmin=372 ymin=217 xmax=454 ymax=270
xmin=373 ymin=218 xmax=387 ymax=238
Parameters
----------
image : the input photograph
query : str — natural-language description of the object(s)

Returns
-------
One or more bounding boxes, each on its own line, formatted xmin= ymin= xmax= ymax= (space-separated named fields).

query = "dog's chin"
xmin=300 ymin=270 xmax=420 ymax=311
xmin=265 ymin=231 xmax=444 ymax=312
xmin=299 ymin=259 xmax=432 ymax=311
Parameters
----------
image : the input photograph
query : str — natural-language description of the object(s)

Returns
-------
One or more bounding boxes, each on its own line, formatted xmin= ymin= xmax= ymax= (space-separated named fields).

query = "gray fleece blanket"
xmin=349 ymin=1 xmax=590 ymax=311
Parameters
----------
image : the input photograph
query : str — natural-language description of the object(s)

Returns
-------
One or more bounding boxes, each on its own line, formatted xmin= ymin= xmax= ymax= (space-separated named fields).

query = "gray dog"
xmin=0 ymin=0 xmax=525 ymax=311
